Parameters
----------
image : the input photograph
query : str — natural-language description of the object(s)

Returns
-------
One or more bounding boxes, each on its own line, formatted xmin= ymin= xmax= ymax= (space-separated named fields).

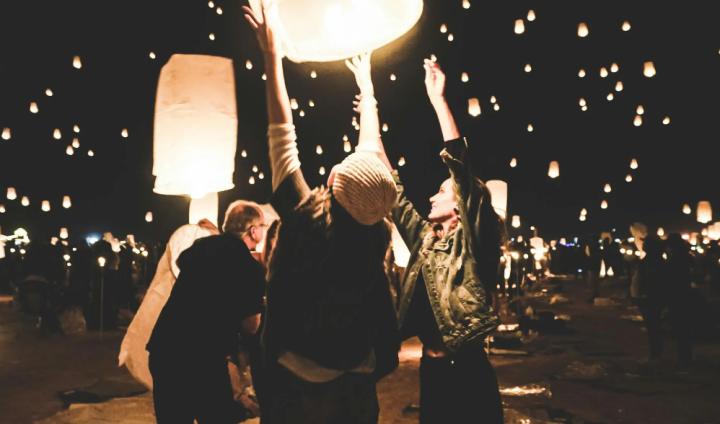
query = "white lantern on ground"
xmin=154 ymin=54 xmax=237 ymax=223
xmin=548 ymin=161 xmax=560 ymax=179
xmin=697 ymin=201 xmax=713 ymax=224
xmin=249 ymin=0 xmax=423 ymax=62
xmin=486 ymin=180 xmax=508 ymax=220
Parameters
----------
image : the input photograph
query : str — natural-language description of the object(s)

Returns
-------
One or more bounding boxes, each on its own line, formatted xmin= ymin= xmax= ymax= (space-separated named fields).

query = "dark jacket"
xmin=392 ymin=137 xmax=500 ymax=352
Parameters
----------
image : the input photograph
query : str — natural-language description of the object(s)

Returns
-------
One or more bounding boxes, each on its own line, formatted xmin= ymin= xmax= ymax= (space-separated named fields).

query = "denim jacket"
xmin=392 ymin=137 xmax=500 ymax=352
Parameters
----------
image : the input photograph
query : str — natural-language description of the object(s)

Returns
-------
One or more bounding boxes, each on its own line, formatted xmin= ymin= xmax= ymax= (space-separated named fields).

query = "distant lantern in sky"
xmin=636 ymin=105 xmax=645 ymax=115
xmin=579 ymin=213 xmax=587 ymax=222
xmin=490 ymin=96 xmax=497 ymax=104
xmin=610 ymin=63 xmax=620 ymax=73
xmin=216 ymin=6 xmax=223 ymax=14
xmin=548 ymin=161 xmax=560 ymax=179
xmin=461 ymin=72 xmax=469 ymax=82
xmin=149 ymin=51 xmax=157 ymax=60
xmin=493 ymin=103 xmax=500 ymax=112
xmin=247 ymin=0 xmax=423 ymax=62
xmin=509 ymin=157 xmax=517 ymax=168
xmin=41 ymin=200 xmax=51 ymax=212
xmin=72 ymin=138 xmax=80 ymax=149
xmin=511 ymin=215 xmax=521 ymax=228
xmin=578 ymin=68 xmax=586 ymax=78
xmin=21 ymin=196 xmax=30 ymax=207
xmin=643 ymin=61 xmax=657 ymax=78
xmin=154 ymin=54 xmax=237 ymax=225
xmin=343 ymin=139 xmax=352 ymax=152
xmin=601 ymin=200 xmax=608 ymax=209
xmin=209 ymin=33 xmax=216 ymax=41
xmin=121 ymin=128 xmax=129 ymax=138
xmin=440 ymin=23 xmax=447 ymax=33
xmin=59 ymin=228 xmax=69 ymax=240
xmin=66 ymin=146 xmax=74 ymax=156
xmin=697 ymin=201 xmax=713 ymax=224
xmin=308 ymin=100 xmax=315 ymax=107
xmin=607 ymin=93 xmax=615 ymax=101
xmin=1 ymin=128 xmax=10 ymax=140
xmin=53 ymin=129 xmax=62 ymax=140
xmin=87 ymin=150 xmax=95 ymax=157
xmin=298 ymin=110 xmax=305 ymax=117
xmin=514 ymin=19 xmax=525 ymax=35
xmin=73 ymin=55 xmax=82 ymax=69
xmin=6 ymin=187 xmax=17 ymax=200
xmin=468 ymin=98 xmax=481 ymax=117
xmin=245 ymin=59 xmax=253 ymax=70
xmin=208 ymin=0 xmax=214 ymax=7
xmin=625 ymin=174 xmax=633 ymax=183
xmin=604 ymin=183 xmax=612 ymax=193
xmin=249 ymin=176 xmax=256 ymax=185
xmin=290 ymin=98 xmax=299 ymax=110
xmin=615 ymin=81 xmax=624 ymax=92
xmin=662 ymin=116 xmax=671 ymax=125
xmin=29 ymin=102 xmax=39 ymax=114
xmin=318 ymin=166 xmax=326 ymax=176
xmin=252 ymin=165 xmax=259 ymax=173
xmin=577 ymin=22 xmax=589 ymax=38
xmin=45 ymin=88 xmax=54 ymax=97
xmin=622 ymin=20 xmax=632 ymax=32
xmin=657 ymin=227 xmax=666 ymax=238
xmin=315 ymin=145 xmax=323 ymax=155
xmin=241 ymin=150 xmax=247 ymax=158
xmin=258 ymin=172 xmax=265 ymax=179
xmin=486 ymin=180 xmax=508 ymax=219
xmin=462 ymin=0 xmax=471 ymax=9
xmin=310 ymin=70 xmax=318 ymax=78
xmin=398 ymin=156 xmax=406 ymax=167
xmin=527 ymin=124 xmax=534 ymax=132
xmin=447 ymin=33 xmax=454 ymax=42
xmin=633 ymin=115 xmax=643 ymax=127
xmin=527 ymin=10 xmax=536 ymax=22
xmin=600 ymin=67 xmax=608 ymax=78
xmin=145 ymin=211 xmax=153 ymax=223
xmin=524 ymin=63 xmax=532 ymax=73
xmin=63 ymin=196 xmax=72 ymax=209
xmin=580 ymin=208 xmax=588 ymax=216
xmin=382 ymin=123 xmax=389 ymax=132
xmin=630 ymin=158 xmax=639 ymax=169
xmin=73 ymin=124 xmax=80 ymax=133
xmin=390 ymin=73 xmax=397 ymax=81
xmin=0 ymin=205 xmax=4 ymax=214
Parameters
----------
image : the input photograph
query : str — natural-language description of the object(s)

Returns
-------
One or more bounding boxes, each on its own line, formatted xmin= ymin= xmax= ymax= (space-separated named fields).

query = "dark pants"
xmin=420 ymin=344 xmax=503 ymax=424
xmin=262 ymin=363 xmax=378 ymax=424
xmin=638 ymin=296 xmax=693 ymax=364
xmin=149 ymin=353 xmax=236 ymax=424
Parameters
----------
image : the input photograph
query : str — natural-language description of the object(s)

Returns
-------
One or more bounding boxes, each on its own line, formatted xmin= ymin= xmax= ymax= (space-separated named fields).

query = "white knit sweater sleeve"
xmin=268 ymin=123 xmax=302 ymax=192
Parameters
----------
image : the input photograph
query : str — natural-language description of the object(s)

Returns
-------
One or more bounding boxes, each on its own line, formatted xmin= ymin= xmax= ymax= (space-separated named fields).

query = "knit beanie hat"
xmin=332 ymin=152 xmax=397 ymax=226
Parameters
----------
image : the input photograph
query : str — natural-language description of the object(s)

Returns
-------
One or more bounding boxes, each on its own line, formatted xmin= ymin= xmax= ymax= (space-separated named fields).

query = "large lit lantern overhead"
xmin=153 ymin=54 xmax=237 ymax=199
xmin=249 ymin=0 xmax=424 ymax=62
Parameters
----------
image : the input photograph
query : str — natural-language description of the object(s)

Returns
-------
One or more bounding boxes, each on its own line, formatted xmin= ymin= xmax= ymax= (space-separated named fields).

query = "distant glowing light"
xmin=577 ymin=22 xmax=589 ymax=38
xmin=643 ymin=61 xmax=657 ymax=78
xmin=514 ymin=19 xmax=525 ymax=35
xmin=527 ymin=10 xmax=536 ymax=22
xmin=73 ymin=55 xmax=82 ymax=69
xmin=468 ymin=98 xmax=481 ymax=117
xmin=622 ymin=21 xmax=632 ymax=32
xmin=509 ymin=157 xmax=517 ymax=168
xmin=29 ymin=102 xmax=39 ymax=114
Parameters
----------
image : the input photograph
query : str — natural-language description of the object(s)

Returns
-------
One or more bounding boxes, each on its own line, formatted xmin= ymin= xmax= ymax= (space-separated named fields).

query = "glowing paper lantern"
xmin=662 ymin=116 xmax=671 ymax=125
xmin=63 ymin=196 xmax=72 ymax=209
xmin=0 ymin=204 xmax=5 ymax=214
xmin=468 ymin=98 xmax=481 ymax=117
xmin=636 ymin=105 xmax=645 ymax=115
xmin=21 ymin=196 xmax=30 ymax=206
xmin=615 ymin=81 xmax=624 ymax=92
xmin=622 ymin=21 xmax=632 ymax=32
xmin=73 ymin=125 xmax=80 ymax=133
xmin=610 ymin=63 xmax=619 ymax=73
xmin=486 ymin=180 xmax=508 ymax=219
xmin=603 ymin=183 xmax=612 ymax=193
xmin=248 ymin=0 xmax=423 ymax=63
xmin=578 ymin=69 xmax=586 ymax=78
xmin=72 ymin=138 xmax=80 ymax=148
xmin=216 ymin=6 xmax=223 ymax=15
xmin=397 ymin=157 xmax=406 ymax=167
xmin=657 ymin=227 xmax=665 ymax=238
xmin=1 ymin=128 xmax=10 ymax=140
xmin=509 ymin=157 xmax=517 ymax=168
xmin=511 ymin=215 xmax=521 ymax=228
xmin=316 ymin=145 xmax=323 ymax=155
xmin=643 ymin=61 xmax=656 ymax=78
xmin=241 ymin=150 xmax=247 ymax=158
xmin=683 ymin=203 xmax=692 ymax=215
xmin=440 ymin=24 xmax=447 ymax=33
xmin=145 ymin=211 xmax=154 ymax=223
xmin=697 ymin=201 xmax=713 ymax=224
xmin=580 ymin=208 xmax=588 ymax=216
xmin=625 ymin=174 xmax=633 ymax=183
xmin=29 ymin=102 xmax=39 ymax=114
xmin=579 ymin=98 xmax=587 ymax=107
xmin=577 ymin=22 xmax=589 ymax=38
xmin=73 ymin=56 xmax=82 ymax=69
xmin=461 ymin=72 xmax=469 ymax=82
xmin=6 ymin=188 xmax=17 ymax=200
xmin=600 ymin=67 xmax=608 ymax=78
xmin=601 ymin=200 xmax=608 ymax=209
xmin=490 ymin=96 xmax=497 ymax=104
xmin=514 ymin=19 xmax=525 ymax=35
xmin=319 ymin=166 xmax=326 ymax=176
xmin=209 ymin=33 xmax=216 ymax=41
xmin=630 ymin=158 xmax=639 ymax=169
xmin=462 ymin=0 xmax=471 ymax=9
xmin=45 ymin=88 xmax=54 ymax=97
xmin=527 ymin=124 xmax=534 ymax=132
xmin=65 ymin=146 xmax=74 ymax=155
xmin=53 ymin=129 xmax=62 ymax=140
xmin=87 ymin=150 xmax=95 ymax=157
xmin=493 ymin=104 xmax=500 ymax=112
xmin=633 ymin=116 xmax=643 ymax=127
xmin=527 ymin=10 xmax=536 ymax=22
xmin=153 ymin=54 xmax=237 ymax=201
xmin=524 ymin=64 xmax=532 ymax=73
xmin=41 ymin=200 xmax=51 ymax=212
xmin=708 ymin=223 xmax=720 ymax=241
xmin=548 ymin=161 xmax=560 ymax=179
xmin=121 ymin=128 xmax=129 ymax=138
xmin=607 ymin=93 xmax=615 ymax=101
xmin=60 ymin=228 xmax=69 ymax=240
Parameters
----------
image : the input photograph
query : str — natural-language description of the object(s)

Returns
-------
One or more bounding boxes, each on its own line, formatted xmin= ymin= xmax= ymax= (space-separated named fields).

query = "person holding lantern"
xmin=244 ymin=3 xmax=400 ymax=423
xmin=345 ymin=51 xmax=504 ymax=422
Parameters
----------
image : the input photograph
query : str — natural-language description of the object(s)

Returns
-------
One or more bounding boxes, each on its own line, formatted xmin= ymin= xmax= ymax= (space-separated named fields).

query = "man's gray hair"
xmin=222 ymin=200 xmax=264 ymax=236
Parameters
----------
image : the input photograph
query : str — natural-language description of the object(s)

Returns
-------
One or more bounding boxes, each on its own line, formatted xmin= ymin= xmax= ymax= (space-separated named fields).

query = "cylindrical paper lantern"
xmin=697 ymin=201 xmax=712 ymax=224
xmin=548 ymin=161 xmax=560 ymax=179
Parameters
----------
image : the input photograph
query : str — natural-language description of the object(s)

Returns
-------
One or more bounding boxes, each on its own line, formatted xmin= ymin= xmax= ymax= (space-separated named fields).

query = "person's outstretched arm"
xmin=243 ymin=3 xmax=310 ymax=204
xmin=345 ymin=52 xmax=393 ymax=171
xmin=424 ymin=58 xmax=461 ymax=142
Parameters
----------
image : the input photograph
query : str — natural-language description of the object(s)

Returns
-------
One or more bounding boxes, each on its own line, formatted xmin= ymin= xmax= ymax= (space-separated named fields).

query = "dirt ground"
xmin=2 ymin=276 xmax=719 ymax=424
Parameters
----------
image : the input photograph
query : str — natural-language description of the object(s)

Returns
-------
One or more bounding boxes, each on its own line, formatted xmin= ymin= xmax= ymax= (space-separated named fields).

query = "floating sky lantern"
xmin=527 ymin=10 xmax=536 ymax=21
xmin=509 ymin=157 xmax=517 ymax=168
xmin=600 ymin=67 xmax=608 ymax=78
xmin=708 ymin=223 xmax=720 ymax=241
xmin=88 ymin=150 xmax=95 ymax=157
xmin=633 ymin=115 xmax=643 ymax=127
xmin=66 ymin=146 xmax=74 ymax=156
xmin=389 ymin=73 xmax=397 ymax=81
xmin=63 ymin=196 xmax=72 ymax=209
xmin=610 ymin=63 xmax=619 ymax=73
xmin=580 ymin=208 xmax=588 ymax=217
xmin=601 ymin=200 xmax=608 ymax=209
xmin=604 ymin=183 xmax=612 ymax=193
xmin=145 ymin=211 xmax=153 ymax=223
xmin=657 ymin=227 xmax=665 ymax=238
xmin=683 ymin=203 xmax=692 ymax=215
xmin=493 ymin=103 xmax=500 ymax=111
xmin=153 ymin=54 xmax=237 ymax=224
xmin=315 ymin=145 xmax=323 ymax=155
xmin=216 ymin=6 xmax=223 ymax=15
xmin=0 ymin=204 xmax=5 ymax=214
xmin=60 ymin=228 xmax=69 ymax=240
xmin=308 ymin=100 xmax=315 ymax=107
xmin=607 ymin=93 xmax=615 ymax=101
xmin=241 ymin=150 xmax=247 ymax=158
xmin=209 ymin=33 xmax=216 ymax=41
xmin=208 ymin=1 xmax=214 ymax=7
xmin=53 ymin=129 xmax=62 ymax=140
xmin=486 ymin=180 xmax=508 ymax=219
xmin=382 ymin=123 xmax=389 ymax=132
xmin=245 ymin=59 xmax=253 ymax=70
xmin=697 ymin=201 xmax=713 ymax=224
xmin=45 ymin=88 xmax=54 ymax=97
xmin=29 ymin=102 xmax=39 ymax=114
xmin=73 ymin=55 xmax=82 ymax=69
xmin=578 ymin=68 xmax=586 ymax=78
xmin=21 ymin=196 xmax=30 ymax=207
xmin=548 ymin=161 xmax=560 ymax=179
xmin=248 ymin=0 xmax=423 ymax=62
xmin=73 ymin=124 xmax=80 ymax=133
xmin=662 ymin=116 xmax=671 ymax=125
xmin=514 ymin=19 xmax=525 ymax=35
xmin=149 ymin=51 xmax=157 ymax=60
xmin=440 ymin=23 xmax=447 ymax=33
xmin=290 ymin=98 xmax=299 ymax=110
xmin=41 ymin=200 xmax=51 ymax=212
xmin=468 ymin=98 xmax=481 ymax=117
xmin=398 ymin=156 xmax=406 ymax=167
xmin=1 ymin=128 xmax=10 ymax=140
xmin=579 ymin=98 xmax=587 ymax=107
xmin=527 ymin=124 xmax=534 ymax=132
xmin=462 ymin=0 xmax=471 ymax=9
xmin=6 ymin=188 xmax=17 ymax=200
xmin=630 ymin=158 xmax=639 ymax=169
xmin=72 ymin=138 xmax=80 ymax=148
xmin=577 ymin=22 xmax=589 ymax=38
xmin=121 ymin=128 xmax=129 ymax=138
xmin=615 ymin=81 xmax=624 ymax=92
xmin=318 ymin=166 xmax=326 ymax=176
xmin=343 ymin=135 xmax=352 ymax=152
xmin=461 ymin=72 xmax=469 ymax=82
xmin=636 ymin=105 xmax=645 ymax=115
xmin=622 ymin=20 xmax=632 ymax=32
xmin=625 ymin=174 xmax=633 ymax=183
xmin=511 ymin=215 xmax=521 ymax=228
xmin=643 ymin=61 xmax=657 ymax=78
xmin=447 ymin=33 xmax=454 ymax=42
xmin=524 ymin=64 xmax=532 ymax=73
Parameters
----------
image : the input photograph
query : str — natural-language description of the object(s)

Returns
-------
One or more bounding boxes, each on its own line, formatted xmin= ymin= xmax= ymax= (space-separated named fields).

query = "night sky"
xmin=1 ymin=0 xmax=719 ymax=243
